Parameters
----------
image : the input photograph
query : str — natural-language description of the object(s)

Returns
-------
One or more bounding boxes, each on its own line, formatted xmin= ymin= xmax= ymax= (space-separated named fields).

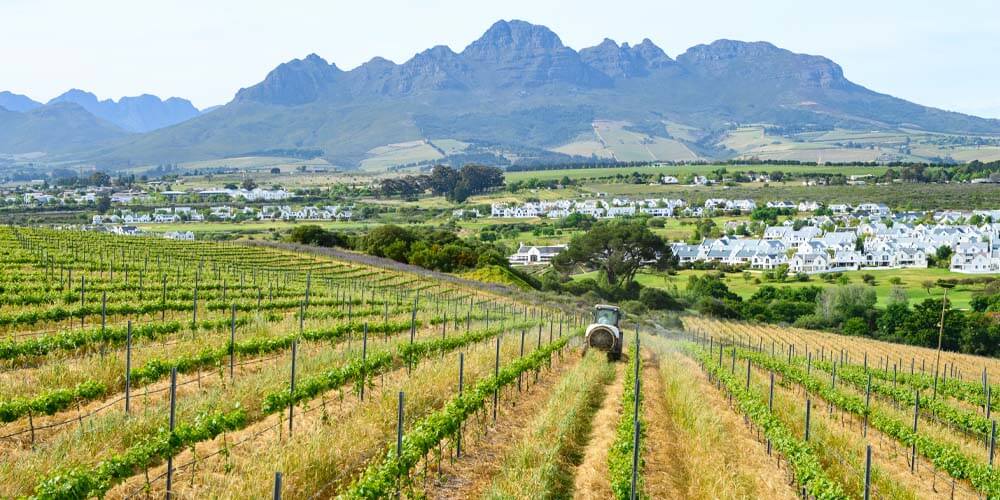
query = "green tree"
xmin=96 ymin=194 xmax=111 ymax=214
xmin=449 ymin=182 xmax=472 ymax=203
xmin=286 ymin=225 xmax=347 ymax=247
xmin=842 ymin=317 xmax=869 ymax=336
xmin=459 ymin=164 xmax=503 ymax=192
xmin=686 ymin=273 xmax=740 ymax=302
xmin=556 ymin=213 xmax=597 ymax=230
xmin=934 ymin=245 xmax=954 ymax=268
xmin=428 ymin=165 xmax=460 ymax=196
xmin=888 ymin=285 xmax=909 ymax=305
xmin=89 ymin=171 xmax=111 ymax=187
xmin=901 ymin=298 xmax=965 ymax=350
xmin=877 ymin=302 xmax=909 ymax=340
xmin=359 ymin=225 xmax=414 ymax=259
xmin=815 ymin=284 xmax=877 ymax=326
xmin=639 ymin=287 xmax=682 ymax=311
xmin=553 ymin=219 xmax=675 ymax=290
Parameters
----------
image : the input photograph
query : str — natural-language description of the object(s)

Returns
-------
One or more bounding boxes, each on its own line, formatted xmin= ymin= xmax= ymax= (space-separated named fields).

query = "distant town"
xmin=499 ymin=197 xmax=1000 ymax=274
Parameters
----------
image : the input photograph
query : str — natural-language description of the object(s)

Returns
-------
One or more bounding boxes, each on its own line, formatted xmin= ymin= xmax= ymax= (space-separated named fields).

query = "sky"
xmin=2 ymin=0 xmax=999 ymax=118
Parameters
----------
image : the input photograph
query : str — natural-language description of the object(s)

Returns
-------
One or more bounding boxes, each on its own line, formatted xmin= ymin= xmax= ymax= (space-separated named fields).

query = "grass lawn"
xmin=649 ymin=215 xmax=750 ymax=242
xmin=575 ymin=267 xmax=998 ymax=310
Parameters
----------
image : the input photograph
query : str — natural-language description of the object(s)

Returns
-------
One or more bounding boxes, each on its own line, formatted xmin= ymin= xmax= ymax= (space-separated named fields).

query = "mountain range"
xmin=3 ymin=19 xmax=1000 ymax=169
xmin=0 ymin=89 xmax=202 ymax=157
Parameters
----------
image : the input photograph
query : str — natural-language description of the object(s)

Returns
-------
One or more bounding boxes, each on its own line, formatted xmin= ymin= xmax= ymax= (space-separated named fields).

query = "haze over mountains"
xmin=0 ymin=90 xmax=200 ymax=134
xmin=3 ymin=19 xmax=1000 ymax=169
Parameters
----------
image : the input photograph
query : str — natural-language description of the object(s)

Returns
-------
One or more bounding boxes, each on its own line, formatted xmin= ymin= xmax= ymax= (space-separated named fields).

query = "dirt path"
xmin=637 ymin=348 xmax=684 ymax=499
xmin=672 ymin=353 xmax=798 ymax=499
xmin=422 ymin=354 xmax=577 ymax=499
xmin=572 ymin=361 xmax=624 ymax=499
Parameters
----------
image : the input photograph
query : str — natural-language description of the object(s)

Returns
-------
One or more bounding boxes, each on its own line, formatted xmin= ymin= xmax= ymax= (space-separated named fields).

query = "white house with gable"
xmin=508 ymin=244 xmax=568 ymax=265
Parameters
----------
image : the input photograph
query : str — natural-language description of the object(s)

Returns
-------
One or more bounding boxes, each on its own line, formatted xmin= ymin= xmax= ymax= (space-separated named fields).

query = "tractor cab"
xmin=584 ymin=304 xmax=624 ymax=360
xmin=593 ymin=305 xmax=621 ymax=327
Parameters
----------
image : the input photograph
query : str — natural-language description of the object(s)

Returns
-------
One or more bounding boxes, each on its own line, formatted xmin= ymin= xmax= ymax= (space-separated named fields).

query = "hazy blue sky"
xmin=2 ymin=0 xmax=998 ymax=117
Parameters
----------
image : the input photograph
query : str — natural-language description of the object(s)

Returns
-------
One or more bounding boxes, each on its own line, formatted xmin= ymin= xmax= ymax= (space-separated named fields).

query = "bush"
xmin=564 ymin=278 xmax=601 ymax=297
xmin=476 ymin=249 xmax=507 ymax=268
xmin=620 ymin=300 xmax=648 ymax=316
xmin=793 ymin=314 xmax=826 ymax=330
xmin=694 ymin=297 xmax=741 ymax=319
xmin=842 ymin=317 xmax=869 ymax=336
xmin=638 ymin=287 xmax=682 ymax=311
xmin=286 ymin=225 xmax=348 ymax=248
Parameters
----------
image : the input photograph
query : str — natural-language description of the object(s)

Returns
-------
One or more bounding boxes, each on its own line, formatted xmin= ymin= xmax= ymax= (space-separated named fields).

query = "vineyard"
xmin=2 ymin=226 xmax=1000 ymax=499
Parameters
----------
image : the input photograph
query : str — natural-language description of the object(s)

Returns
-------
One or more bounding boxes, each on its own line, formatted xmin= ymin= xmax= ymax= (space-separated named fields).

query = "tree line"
xmin=683 ymin=273 xmax=1000 ymax=356
xmin=377 ymin=164 xmax=504 ymax=202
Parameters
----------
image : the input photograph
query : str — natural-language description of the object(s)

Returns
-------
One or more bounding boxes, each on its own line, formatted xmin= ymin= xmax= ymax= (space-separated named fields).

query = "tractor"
xmin=584 ymin=304 xmax=623 ymax=361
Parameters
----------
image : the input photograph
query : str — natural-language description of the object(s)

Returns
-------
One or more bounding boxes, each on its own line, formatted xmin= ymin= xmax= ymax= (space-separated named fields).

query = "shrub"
xmin=695 ymin=297 xmax=741 ymax=319
xmin=793 ymin=313 xmax=826 ymax=330
xmin=620 ymin=300 xmax=648 ymax=316
xmin=842 ymin=317 xmax=869 ymax=336
xmin=638 ymin=287 xmax=682 ymax=311
xmin=286 ymin=225 xmax=348 ymax=247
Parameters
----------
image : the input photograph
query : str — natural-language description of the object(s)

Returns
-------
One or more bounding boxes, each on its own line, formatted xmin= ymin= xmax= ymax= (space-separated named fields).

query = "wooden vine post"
xmin=165 ymin=368 xmax=178 ymax=500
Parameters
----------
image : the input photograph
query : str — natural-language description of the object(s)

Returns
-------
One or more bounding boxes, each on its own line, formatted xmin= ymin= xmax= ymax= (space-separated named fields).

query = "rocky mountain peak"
xmin=235 ymin=53 xmax=342 ymax=106
xmin=678 ymin=39 xmax=845 ymax=88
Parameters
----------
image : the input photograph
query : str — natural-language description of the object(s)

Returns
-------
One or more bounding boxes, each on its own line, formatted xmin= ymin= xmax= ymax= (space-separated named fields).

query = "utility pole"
xmin=933 ymin=281 xmax=955 ymax=398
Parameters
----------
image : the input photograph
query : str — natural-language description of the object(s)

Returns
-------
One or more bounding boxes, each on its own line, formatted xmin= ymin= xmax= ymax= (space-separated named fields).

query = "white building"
xmin=508 ymin=244 xmax=568 ymax=265
xmin=164 ymin=231 xmax=195 ymax=240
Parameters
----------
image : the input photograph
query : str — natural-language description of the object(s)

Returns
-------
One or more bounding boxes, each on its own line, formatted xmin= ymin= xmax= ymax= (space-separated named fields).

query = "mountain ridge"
xmin=0 ymin=91 xmax=43 ymax=112
xmin=3 ymin=19 xmax=999 ymax=168
xmin=47 ymin=89 xmax=201 ymax=133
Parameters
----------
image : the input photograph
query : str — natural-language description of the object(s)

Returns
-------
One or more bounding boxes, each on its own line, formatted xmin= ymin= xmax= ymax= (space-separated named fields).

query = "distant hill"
xmin=0 ymin=102 xmax=128 ymax=154
xmin=4 ymin=19 xmax=1000 ymax=168
xmin=47 ymin=89 xmax=201 ymax=133
xmin=0 ymin=91 xmax=42 ymax=112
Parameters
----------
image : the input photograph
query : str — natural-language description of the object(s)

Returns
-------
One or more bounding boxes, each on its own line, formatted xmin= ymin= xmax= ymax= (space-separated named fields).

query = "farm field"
xmin=360 ymin=140 xmax=444 ymax=172
xmin=550 ymin=120 xmax=699 ymax=162
xmin=4 ymin=226 xmax=1000 ymax=499
xmin=673 ymin=316 xmax=1000 ymax=499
